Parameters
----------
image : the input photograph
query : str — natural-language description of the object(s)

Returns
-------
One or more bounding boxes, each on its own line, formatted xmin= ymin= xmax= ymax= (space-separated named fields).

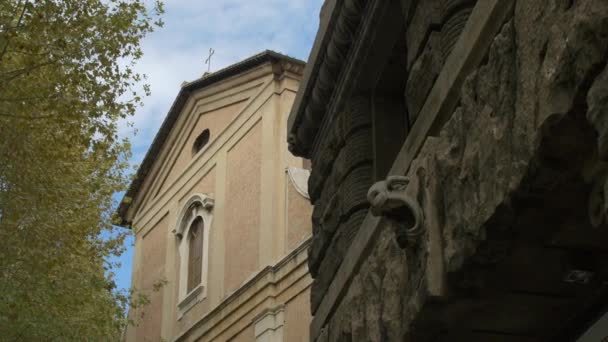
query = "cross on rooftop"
xmin=205 ymin=48 xmax=215 ymax=73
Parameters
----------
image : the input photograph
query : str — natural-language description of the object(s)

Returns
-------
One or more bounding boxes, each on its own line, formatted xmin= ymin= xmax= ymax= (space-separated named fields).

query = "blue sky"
xmin=109 ymin=0 xmax=324 ymax=294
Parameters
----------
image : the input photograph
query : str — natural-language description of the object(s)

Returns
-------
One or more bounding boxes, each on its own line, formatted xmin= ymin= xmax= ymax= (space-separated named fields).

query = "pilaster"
xmin=211 ymin=151 xmax=227 ymax=304
xmin=260 ymin=92 xmax=279 ymax=267
xmin=253 ymin=305 xmax=285 ymax=342
xmin=161 ymin=208 xmax=178 ymax=338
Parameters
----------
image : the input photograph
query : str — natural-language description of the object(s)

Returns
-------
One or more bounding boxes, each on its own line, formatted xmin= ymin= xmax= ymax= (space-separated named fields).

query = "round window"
xmin=192 ymin=129 xmax=210 ymax=155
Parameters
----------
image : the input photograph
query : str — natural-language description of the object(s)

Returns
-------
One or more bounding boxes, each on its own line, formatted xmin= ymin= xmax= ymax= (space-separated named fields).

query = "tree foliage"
xmin=0 ymin=0 xmax=163 ymax=340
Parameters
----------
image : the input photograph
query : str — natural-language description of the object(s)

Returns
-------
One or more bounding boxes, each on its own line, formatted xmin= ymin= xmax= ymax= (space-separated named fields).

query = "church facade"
xmin=288 ymin=0 xmax=608 ymax=341
xmin=118 ymin=51 xmax=313 ymax=342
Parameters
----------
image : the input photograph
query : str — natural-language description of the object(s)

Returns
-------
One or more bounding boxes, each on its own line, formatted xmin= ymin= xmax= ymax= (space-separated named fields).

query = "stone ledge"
xmin=177 ymin=285 xmax=205 ymax=320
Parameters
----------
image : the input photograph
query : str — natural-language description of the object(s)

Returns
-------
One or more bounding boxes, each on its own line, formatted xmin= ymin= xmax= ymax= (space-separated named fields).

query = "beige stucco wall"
xmin=284 ymin=288 xmax=311 ymax=342
xmin=179 ymin=168 xmax=217 ymax=206
xmin=126 ymin=61 xmax=311 ymax=342
xmin=133 ymin=79 xmax=264 ymax=215
xmin=287 ymin=182 xmax=312 ymax=250
xmin=135 ymin=214 xmax=169 ymax=341
xmin=225 ymin=120 xmax=262 ymax=293
xmin=162 ymin=100 xmax=245 ymax=195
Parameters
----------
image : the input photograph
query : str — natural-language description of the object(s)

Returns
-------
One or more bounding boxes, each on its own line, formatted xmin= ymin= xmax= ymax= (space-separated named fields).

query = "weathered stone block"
xmin=310 ymin=210 xmax=367 ymax=314
xmin=440 ymin=6 xmax=473 ymax=61
xmin=406 ymin=0 xmax=442 ymax=68
xmin=309 ymin=127 xmax=372 ymax=201
xmin=324 ymin=226 xmax=415 ymax=341
xmin=406 ymin=32 xmax=443 ymax=124
xmin=309 ymin=164 xmax=372 ymax=277
xmin=309 ymin=99 xmax=372 ymax=202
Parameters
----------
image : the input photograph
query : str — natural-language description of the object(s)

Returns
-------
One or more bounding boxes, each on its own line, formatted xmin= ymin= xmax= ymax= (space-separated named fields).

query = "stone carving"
xmin=440 ymin=0 xmax=477 ymax=60
xmin=173 ymin=194 xmax=214 ymax=239
xmin=307 ymin=98 xmax=372 ymax=282
xmin=288 ymin=0 xmax=367 ymax=156
xmin=406 ymin=0 xmax=442 ymax=68
xmin=367 ymin=176 xmax=424 ymax=248
xmin=306 ymin=98 xmax=370 ymax=196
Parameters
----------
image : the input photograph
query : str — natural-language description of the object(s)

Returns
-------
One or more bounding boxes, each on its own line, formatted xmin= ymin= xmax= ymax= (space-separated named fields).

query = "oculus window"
xmin=192 ymin=129 xmax=210 ymax=156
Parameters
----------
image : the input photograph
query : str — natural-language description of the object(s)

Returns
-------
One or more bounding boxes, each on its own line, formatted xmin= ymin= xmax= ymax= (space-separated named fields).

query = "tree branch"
xmin=0 ymin=95 xmax=56 ymax=102
xmin=0 ymin=111 xmax=56 ymax=120
xmin=0 ymin=60 xmax=57 ymax=84
xmin=0 ymin=0 xmax=28 ymax=63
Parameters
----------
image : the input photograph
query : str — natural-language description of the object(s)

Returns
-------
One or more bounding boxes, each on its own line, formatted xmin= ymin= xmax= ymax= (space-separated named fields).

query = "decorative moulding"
xmin=287 ymin=0 xmax=368 ymax=157
xmin=253 ymin=304 xmax=285 ymax=342
xmin=173 ymin=194 xmax=214 ymax=238
xmin=175 ymin=193 xmax=214 ymax=318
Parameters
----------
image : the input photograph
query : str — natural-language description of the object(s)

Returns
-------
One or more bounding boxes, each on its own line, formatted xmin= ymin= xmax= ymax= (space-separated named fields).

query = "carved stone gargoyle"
xmin=367 ymin=175 xmax=424 ymax=248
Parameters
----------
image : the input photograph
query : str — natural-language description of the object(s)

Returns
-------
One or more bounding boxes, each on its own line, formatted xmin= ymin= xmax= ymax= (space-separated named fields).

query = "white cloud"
xmin=118 ymin=0 xmax=323 ymax=165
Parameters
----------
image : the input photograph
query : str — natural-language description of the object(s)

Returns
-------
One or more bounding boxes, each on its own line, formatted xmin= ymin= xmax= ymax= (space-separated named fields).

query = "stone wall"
xmin=307 ymin=97 xmax=373 ymax=313
xmin=305 ymin=0 xmax=483 ymax=317
xmin=405 ymin=0 xmax=477 ymax=125
xmin=311 ymin=0 xmax=608 ymax=340
xmin=316 ymin=16 xmax=519 ymax=339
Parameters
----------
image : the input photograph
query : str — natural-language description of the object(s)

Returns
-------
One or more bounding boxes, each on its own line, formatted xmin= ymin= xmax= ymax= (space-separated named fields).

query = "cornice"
xmin=287 ymin=0 xmax=368 ymax=158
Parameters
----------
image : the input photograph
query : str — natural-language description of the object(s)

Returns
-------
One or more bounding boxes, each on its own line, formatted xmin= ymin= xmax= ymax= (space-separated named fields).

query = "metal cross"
xmin=205 ymin=48 xmax=215 ymax=73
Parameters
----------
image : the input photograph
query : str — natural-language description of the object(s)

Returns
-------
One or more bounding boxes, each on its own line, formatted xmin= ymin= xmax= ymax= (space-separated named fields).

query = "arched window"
xmin=174 ymin=194 xmax=214 ymax=316
xmin=187 ymin=217 xmax=204 ymax=293
xmin=192 ymin=129 xmax=210 ymax=155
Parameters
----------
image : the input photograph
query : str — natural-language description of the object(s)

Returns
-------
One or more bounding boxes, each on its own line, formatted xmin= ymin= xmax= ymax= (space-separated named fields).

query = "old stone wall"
xmin=314 ymin=0 xmax=608 ymax=340
xmin=307 ymin=97 xmax=373 ymax=313
xmin=317 ymin=17 xmax=519 ymax=339
xmin=405 ymin=0 xmax=477 ymax=125
xmin=306 ymin=0 xmax=483 ymax=317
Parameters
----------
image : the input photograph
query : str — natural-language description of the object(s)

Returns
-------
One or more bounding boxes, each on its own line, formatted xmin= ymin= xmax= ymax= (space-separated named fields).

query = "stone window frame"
xmin=174 ymin=193 xmax=214 ymax=318
xmin=192 ymin=129 xmax=211 ymax=156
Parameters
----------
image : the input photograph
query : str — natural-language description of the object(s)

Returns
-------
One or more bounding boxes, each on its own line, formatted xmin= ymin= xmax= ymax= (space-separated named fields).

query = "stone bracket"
xmin=415 ymin=156 xmax=448 ymax=300
xmin=367 ymin=164 xmax=448 ymax=300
